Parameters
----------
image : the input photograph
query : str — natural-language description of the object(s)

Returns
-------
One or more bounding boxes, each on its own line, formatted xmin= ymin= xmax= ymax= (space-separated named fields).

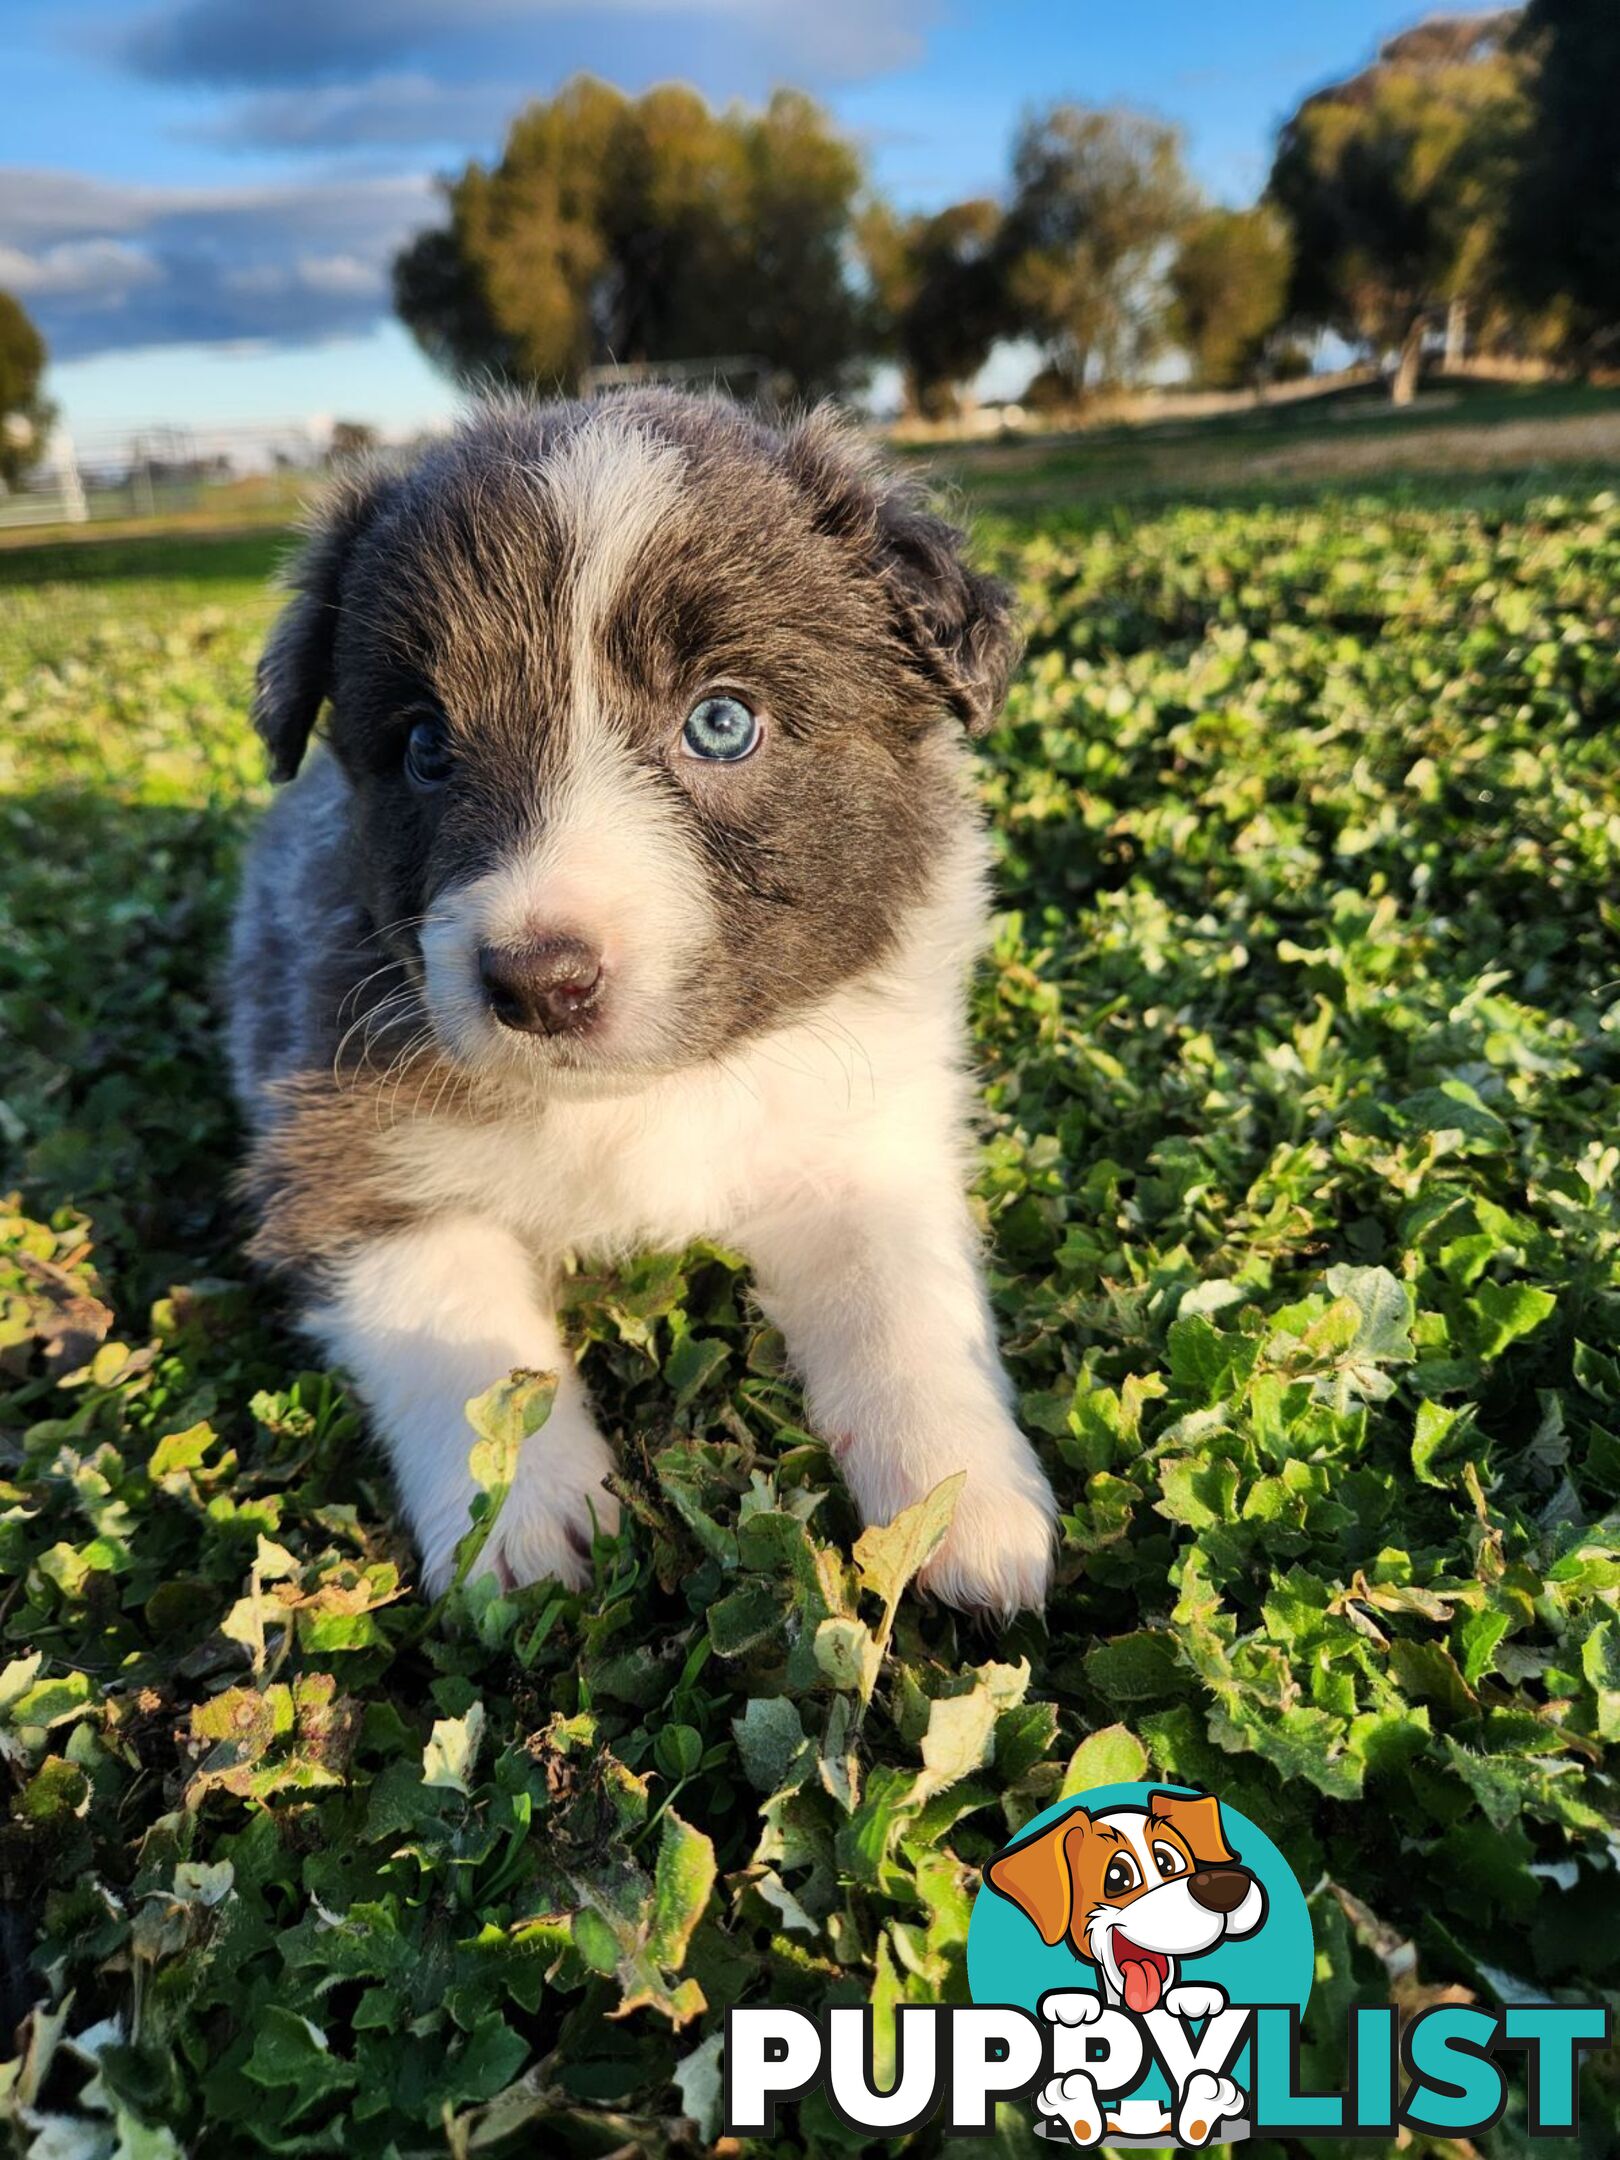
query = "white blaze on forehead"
xmin=421 ymin=739 xmax=710 ymax=1072
xmin=420 ymin=415 xmax=707 ymax=1072
xmin=536 ymin=409 xmax=689 ymax=704
xmin=1102 ymin=1811 xmax=1159 ymax=1881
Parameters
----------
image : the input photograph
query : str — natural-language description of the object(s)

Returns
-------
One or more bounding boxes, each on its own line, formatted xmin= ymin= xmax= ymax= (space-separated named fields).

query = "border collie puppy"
xmin=229 ymin=392 xmax=1056 ymax=1613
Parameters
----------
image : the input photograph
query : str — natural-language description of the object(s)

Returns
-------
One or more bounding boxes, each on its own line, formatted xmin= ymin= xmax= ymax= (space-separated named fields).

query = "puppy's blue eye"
xmin=405 ymin=714 xmax=454 ymax=789
xmin=682 ymin=693 xmax=760 ymax=763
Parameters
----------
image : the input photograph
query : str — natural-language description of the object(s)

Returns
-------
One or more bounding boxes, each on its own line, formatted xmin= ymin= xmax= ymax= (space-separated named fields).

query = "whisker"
xmin=332 ymin=984 xmax=419 ymax=1083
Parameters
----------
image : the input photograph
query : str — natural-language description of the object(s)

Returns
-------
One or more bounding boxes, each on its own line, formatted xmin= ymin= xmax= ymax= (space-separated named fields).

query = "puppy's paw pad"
xmin=1037 ymin=2072 xmax=1103 ymax=2147
xmin=917 ymin=1477 xmax=1056 ymax=1616
xmin=1177 ymin=2071 xmax=1243 ymax=2146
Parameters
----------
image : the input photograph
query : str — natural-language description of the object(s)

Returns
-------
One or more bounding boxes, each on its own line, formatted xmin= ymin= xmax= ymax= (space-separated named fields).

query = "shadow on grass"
xmin=0 ymin=526 xmax=292 ymax=591
xmin=3 ymin=783 xmax=255 ymax=1310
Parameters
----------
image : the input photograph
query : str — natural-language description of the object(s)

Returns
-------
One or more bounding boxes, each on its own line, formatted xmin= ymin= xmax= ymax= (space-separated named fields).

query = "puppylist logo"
xmin=971 ymin=1780 xmax=1301 ymax=2145
xmin=724 ymin=1779 xmax=1609 ymax=2144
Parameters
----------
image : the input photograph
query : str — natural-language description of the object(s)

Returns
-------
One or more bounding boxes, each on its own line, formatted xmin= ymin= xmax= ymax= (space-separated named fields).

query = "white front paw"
xmin=1042 ymin=1989 xmax=1105 ymax=2027
xmin=1165 ymin=1982 xmax=1227 ymax=2022
xmin=1177 ymin=2070 xmax=1244 ymax=2146
xmin=1037 ymin=2070 xmax=1104 ymax=2147
xmin=916 ymin=1463 xmax=1056 ymax=1616
xmin=422 ymin=1413 xmax=619 ymax=1595
xmin=487 ymin=1409 xmax=620 ymax=1590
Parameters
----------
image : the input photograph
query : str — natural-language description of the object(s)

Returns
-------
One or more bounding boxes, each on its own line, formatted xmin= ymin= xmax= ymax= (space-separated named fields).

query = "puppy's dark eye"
xmin=1103 ymin=1856 xmax=1139 ymax=1898
xmin=682 ymin=693 xmax=760 ymax=763
xmin=1152 ymin=1843 xmax=1185 ymax=1877
xmin=404 ymin=713 xmax=454 ymax=789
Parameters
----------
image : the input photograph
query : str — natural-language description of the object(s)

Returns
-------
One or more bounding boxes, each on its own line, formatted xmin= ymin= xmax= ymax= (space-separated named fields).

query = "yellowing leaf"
xmin=465 ymin=1369 xmax=557 ymax=1498
xmin=854 ymin=1472 xmax=966 ymax=1609
xmin=422 ymin=1700 xmax=486 ymax=1795
xmin=813 ymin=1615 xmax=881 ymax=1698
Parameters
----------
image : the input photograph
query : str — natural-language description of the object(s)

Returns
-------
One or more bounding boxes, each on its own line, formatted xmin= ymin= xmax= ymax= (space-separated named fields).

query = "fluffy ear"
xmin=872 ymin=489 xmax=1020 ymax=736
xmin=985 ymin=1809 xmax=1090 ymax=1947
xmin=781 ymin=404 xmax=1020 ymax=736
xmin=1147 ymin=1790 xmax=1235 ymax=1868
xmin=253 ymin=467 xmax=396 ymax=781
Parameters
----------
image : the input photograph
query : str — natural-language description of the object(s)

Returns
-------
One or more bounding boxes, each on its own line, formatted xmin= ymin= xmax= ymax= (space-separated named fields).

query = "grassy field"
xmin=3 ymin=446 xmax=1620 ymax=2157
xmin=914 ymin=376 xmax=1620 ymax=512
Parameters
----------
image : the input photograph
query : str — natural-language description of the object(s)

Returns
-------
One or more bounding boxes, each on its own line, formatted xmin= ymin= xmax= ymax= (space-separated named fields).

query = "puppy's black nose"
xmin=1188 ymin=1866 xmax=1252 ymax=1914
xmin=479 ymin=938 xmax=603 ymax=1035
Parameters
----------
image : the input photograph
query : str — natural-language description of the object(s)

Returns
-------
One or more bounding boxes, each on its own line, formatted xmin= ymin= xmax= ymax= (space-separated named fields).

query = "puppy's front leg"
xmin=746 ymin=1185 xmax=1055 ymax=1614
xmin=308 ymin=1215 xmax=618 ymax=1594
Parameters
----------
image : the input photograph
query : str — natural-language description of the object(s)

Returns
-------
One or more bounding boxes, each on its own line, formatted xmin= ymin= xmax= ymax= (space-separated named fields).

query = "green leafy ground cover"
xmin=2 ymin=479 xmax=1619 ymax=2157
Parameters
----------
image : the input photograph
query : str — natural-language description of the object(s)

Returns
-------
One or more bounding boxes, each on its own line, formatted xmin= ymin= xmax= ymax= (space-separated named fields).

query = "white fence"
xmin=0 ymin=420 xmax=332 ymax=535
xmin=0 ymin=466 xmax=87 ymax=529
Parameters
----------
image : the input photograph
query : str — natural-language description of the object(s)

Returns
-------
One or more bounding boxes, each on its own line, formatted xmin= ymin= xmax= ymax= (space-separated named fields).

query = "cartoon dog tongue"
xmin=1116 ymin=1940 xmax=1166 ymax=2013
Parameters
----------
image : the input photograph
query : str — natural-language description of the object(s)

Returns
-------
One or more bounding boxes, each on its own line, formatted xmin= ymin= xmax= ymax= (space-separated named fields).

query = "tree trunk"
xmin=1392 ymin=316 xmax=1426 ymax=406
xmin=1445 ymin=297 xmax=1468 ymax=371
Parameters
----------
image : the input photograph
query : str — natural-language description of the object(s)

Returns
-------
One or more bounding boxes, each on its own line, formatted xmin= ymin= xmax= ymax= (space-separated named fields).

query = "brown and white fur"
xmin=985 ymin=1790 xmax=1267 ymax=2017
xmin=229 ymin=391 xmax=1057 ymax=1612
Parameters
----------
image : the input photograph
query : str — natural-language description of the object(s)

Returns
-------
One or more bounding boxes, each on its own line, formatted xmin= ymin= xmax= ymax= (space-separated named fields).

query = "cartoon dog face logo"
xmin=985 ymin=1789 xmax=1267 ymax=2016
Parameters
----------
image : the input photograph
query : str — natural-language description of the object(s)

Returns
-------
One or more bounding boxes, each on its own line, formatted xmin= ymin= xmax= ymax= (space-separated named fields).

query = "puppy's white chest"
xmin=379 ymin=990 xmax=960 ymax=1263
xmin=384 ymin=1078 xmax=758 ymax=1256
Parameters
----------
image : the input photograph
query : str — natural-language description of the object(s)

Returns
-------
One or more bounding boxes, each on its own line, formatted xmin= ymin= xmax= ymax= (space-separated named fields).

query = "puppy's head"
xmin=985 ymin=1791 xmax=1266 ymax=2011
xmin=253 ymin=392 xmax=1017 ymax=1088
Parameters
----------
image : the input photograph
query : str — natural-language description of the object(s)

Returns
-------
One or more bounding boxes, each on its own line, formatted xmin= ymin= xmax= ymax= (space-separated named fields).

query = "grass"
xmin=0 ymin=470 xmax=315 ymax=554
xmin=915 ymin=377 xmax=1620 ymax=512
xmin=3 ymin=452 xmax=1620 ymax=2157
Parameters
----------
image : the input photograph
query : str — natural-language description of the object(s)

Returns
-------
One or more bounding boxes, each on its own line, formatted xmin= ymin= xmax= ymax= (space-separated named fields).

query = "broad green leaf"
xmin=570 ymin=1907 xmax=620 ymax=1977
xmin=1084 ymin=1632 xmax=1187 ymax=1704
xmin=0 ymin=1653 xmax=42 ymax=1718
xmin=648 ymin=1811 xmax=717 ymax=1970
xmin=733 ymin=1695 xmax=810 ymax=1793
xmin=1060 ymin=1723 xmax=1148 ymax=1796
xmin=1466 ymin=1282 xmax=1556 ymax=1361
xmin=1324 ymin=1263 xmax=1415 ymax=1368
xmin=1582 ymin=1619 xmax=1620 ymax=1741
xmin=653 ymin=1722 xmax=704 ymax=1781
xmin=665 ymin=1332 xmax=729 ymax=1404
xmin=243 ymin=2007 xmax=357 ymax=2118
xmin=1412 ymin=1400 xmax=1476 ymax=1488
xmin=147 ymin=1421 xmax=216 ymax=1482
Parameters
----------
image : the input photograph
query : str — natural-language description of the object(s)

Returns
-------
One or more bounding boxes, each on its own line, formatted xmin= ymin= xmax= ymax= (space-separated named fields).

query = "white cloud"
xmin=296 ymin=253 xmax=387 ymax=297
xmin=118 ymin=0 xmax=936 ymax=97
xmin=9 ymin=0 xmax=941 ymax=362
xmin=0 ymin=238 xmax=161 ymax=299
xmin=0 ymin=169 xmax=433 ymax=358
xmin=182 ymin=73 xmax=518 ymax=150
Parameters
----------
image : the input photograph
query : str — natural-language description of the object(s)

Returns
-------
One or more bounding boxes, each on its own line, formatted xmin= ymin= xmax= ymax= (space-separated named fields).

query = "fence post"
xmin=58 ymin=433 xmax=89 ymax=524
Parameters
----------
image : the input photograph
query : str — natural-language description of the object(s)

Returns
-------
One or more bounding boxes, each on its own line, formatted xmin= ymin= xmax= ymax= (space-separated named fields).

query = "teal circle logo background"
xmin=967 ymin=1781 xmax=1313 ymax=2109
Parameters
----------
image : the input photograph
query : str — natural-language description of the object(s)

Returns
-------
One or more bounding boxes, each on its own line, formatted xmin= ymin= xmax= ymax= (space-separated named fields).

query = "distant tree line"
xmin=394 ymin=1 xmax=1620 ymax=416
xmin=3 ymin=0 xmax=1614 ymax=476
xmin=0 ymin=292 xmax=52 ymax=488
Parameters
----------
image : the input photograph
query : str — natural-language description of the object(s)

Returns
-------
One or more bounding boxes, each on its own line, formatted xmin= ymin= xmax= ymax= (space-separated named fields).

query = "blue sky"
xmin=2 ymin=1 xmax=1462 ymax=438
